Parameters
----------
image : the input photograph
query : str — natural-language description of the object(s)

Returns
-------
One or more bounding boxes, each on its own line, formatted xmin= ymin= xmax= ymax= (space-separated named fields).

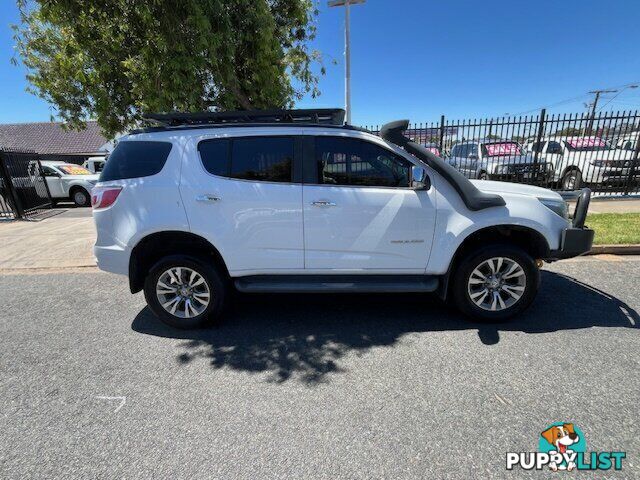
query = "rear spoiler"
xmin=380 ymin=120 xmax=506 ymax=211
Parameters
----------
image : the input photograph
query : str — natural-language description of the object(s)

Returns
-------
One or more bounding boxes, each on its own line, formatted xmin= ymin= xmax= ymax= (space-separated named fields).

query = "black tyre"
xmin=451 ymin=244 xmax=539 ymax=322
xmin=71 ymin=188 xmax=91 ymax=207
xmin=478 ymin=171 xmax=489 ymax=180
xmin=143 ymin=255 xmax=227 ymax=329
xmin=561 ymin=169 xmax=582 ymax=191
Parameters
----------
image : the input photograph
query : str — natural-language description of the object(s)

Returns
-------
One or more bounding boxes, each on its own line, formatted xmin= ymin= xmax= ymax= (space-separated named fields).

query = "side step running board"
xmin=234 ymin=275 xmax=439 ymax=294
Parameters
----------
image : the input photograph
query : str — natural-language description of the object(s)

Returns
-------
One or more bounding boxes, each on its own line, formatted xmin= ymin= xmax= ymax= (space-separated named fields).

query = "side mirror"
xmin=411 ymin=166 xmax=431 ymax=190
xmin=45 ymin=171 xmax=60 ymax=177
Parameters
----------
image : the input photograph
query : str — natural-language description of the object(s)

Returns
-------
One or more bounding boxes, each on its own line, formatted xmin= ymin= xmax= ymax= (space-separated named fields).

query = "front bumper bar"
xmin=549 ymin=188 xmax=594 ymax=259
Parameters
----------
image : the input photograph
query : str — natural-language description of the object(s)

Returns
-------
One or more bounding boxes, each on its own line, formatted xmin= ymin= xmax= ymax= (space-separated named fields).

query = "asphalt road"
xmin=1 ymin=257 xmax=638 ymax=479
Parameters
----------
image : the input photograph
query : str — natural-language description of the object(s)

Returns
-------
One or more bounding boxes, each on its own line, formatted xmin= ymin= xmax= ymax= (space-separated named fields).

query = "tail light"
xmin=91 ymin=186 xmax=122 ymax=209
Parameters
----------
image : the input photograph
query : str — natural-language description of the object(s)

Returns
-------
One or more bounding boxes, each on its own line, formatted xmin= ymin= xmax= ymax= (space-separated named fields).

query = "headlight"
xmin=538 ymin=197 xmax=568 ymax=219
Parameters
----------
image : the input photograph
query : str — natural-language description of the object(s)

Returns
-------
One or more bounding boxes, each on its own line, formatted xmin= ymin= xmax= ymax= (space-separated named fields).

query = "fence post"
xmin=624 ymin=133 xmax=640 ymax=195
xmin=533 ymin=108 xmax=546 ymax=173
xmin=439 ymin=115 xmax=445 ymax=154
xmin=0 ymin=152 xmax=25 ymax=219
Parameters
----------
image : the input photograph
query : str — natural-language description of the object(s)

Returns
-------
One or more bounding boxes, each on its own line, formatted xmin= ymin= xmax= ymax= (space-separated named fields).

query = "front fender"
xmin=426 ymin=187 xmax=567 ymax=274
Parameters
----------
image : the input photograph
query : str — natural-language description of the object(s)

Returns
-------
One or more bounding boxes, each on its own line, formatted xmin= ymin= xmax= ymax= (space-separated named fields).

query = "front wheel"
xmin=561 ymin=169 xmax=582 ymax=191
xmin=144 ymin=255 xmax=227 ymax=329
xmin=451 ymin=245 xmax=539 ymax=321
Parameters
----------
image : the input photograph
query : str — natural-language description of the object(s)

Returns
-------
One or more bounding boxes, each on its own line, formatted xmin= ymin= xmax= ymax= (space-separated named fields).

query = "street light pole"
xmin=344 ymin=1 xmax=351 ymax=125
xmin=328 ymin=0 xmax=365 ymax=125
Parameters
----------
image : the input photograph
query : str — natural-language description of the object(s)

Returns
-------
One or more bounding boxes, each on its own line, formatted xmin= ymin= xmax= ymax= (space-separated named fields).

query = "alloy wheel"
xmin=466 ymin=257 xmax=526 ymax=311
xmin=156 ymin=267 xmax=211 ymax=319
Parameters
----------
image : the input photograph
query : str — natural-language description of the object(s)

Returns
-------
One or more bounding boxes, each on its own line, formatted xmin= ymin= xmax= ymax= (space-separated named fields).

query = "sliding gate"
xmin=0 ymin=150 xmax=52 ymax=219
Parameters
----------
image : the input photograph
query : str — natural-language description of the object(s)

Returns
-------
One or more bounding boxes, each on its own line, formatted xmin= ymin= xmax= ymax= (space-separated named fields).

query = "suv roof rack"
xmin=143 ymin=108 xmax=346 ymax=127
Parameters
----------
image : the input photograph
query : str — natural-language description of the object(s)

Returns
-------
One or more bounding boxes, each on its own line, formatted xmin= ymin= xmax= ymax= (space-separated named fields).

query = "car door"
xmin=180 ymin=133 xmax=304 ymax=273
xmin=544 ymin=141 xmax=564 ymax=180
xmin=451 ymin=143 xmax=478 ymax=178
xmin=449 ymin=144 xmax=467 ymax=171
xmin=302 ymin=134 xmax=436 ymax=271
xmin=41 ymin=165 xmax=65 ymax=198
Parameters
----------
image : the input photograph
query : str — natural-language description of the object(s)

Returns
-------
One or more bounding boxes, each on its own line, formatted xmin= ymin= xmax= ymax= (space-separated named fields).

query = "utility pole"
xmin=328 ymin=0 xmax=365 ymax=125
xmin=586 ymin=89 xmax=617 ymax=133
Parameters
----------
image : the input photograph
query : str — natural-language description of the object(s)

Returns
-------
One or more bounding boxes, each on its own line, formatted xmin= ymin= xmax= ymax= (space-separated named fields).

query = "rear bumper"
xmin=94 ymin=244 xmax=129 ymax=276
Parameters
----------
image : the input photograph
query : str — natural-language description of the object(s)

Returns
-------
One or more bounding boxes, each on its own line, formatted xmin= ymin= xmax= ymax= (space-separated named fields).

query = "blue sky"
xmin=2 ymin=0 xmax=640 ymax=127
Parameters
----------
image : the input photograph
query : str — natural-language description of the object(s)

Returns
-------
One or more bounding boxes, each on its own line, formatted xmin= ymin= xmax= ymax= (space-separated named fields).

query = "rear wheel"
xmin=451 ymin=245 xmax=539 ymax=321
xmin=478 ymin=171 xmax=489 ymax=180
xmin=71 ymin=188 xmax=90 ymax=207
xmin=144 ymin=255 xmax=227 ymax=329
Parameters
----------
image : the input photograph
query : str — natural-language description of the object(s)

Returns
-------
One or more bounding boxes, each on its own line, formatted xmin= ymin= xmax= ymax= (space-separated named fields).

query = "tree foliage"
xmin=13 ymin=0 xmax=323 ymax=136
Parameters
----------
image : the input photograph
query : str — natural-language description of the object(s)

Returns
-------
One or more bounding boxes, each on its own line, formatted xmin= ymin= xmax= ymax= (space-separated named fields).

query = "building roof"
xmin=0 ymin=121 xmax=108 ymax=155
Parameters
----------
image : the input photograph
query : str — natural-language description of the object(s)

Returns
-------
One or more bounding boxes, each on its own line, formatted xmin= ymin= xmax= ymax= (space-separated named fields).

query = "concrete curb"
xmin=587 ymin=245 xmax=640 ymax=255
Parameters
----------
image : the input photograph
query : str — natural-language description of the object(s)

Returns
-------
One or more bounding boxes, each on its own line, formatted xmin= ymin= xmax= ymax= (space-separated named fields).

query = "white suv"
xmin=92 ymin=109 xmax=593 ymax=328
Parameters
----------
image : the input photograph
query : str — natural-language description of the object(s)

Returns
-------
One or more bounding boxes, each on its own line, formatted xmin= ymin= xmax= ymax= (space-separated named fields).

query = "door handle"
xmin=196 ymin=194 xmax=221 ymax=203
xmin=311 ymin=200 xmax=337 ymax=207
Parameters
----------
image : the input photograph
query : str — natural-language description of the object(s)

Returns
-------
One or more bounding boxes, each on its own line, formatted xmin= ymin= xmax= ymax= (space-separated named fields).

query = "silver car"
xmin=449 ymin=139 xmax=553 ymax=182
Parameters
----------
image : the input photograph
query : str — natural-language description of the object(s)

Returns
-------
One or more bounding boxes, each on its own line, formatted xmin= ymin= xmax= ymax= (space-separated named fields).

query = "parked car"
xmin=92 ymin=109 xmax=593 ymax=329
xmin=614 ymin=132 xmax=639 ymax=152
xmin=83 ymin=156 xmax=107 ymax=174
xmin=522 ymin=136 xmax=637 ymax=190
xmin=422 ymin=142 xmax=442 ymax=157
xmin=448 ymin=139 xmax=553 ymax=182
xmin=38 ymin=160 xmax=99 ymax=206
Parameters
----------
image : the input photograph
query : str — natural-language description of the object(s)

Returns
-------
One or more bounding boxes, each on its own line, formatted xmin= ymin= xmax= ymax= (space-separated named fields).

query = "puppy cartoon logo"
xmin=506 ymin=422 xmax=626 ymax=472
xmin=540 ymin=423 xmax=583 ymax=471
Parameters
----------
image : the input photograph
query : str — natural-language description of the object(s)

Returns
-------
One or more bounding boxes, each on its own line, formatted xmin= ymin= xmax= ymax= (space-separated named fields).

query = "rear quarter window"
xmin=99 ymin=141 xmax=173 ymax=181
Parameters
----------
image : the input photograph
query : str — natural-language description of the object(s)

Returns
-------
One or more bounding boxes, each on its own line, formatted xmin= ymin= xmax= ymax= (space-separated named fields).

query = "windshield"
xmin=482 ymin=142 xmax=523 ymax=157
xmin=565 ymin=137 xmax=611 ymax=151
xmin=58 ymin=165 xmax=92 ymax=175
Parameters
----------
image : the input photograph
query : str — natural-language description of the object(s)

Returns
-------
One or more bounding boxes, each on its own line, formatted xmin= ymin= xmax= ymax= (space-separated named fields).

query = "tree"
xmin=554 ymin=127 xmax=581 ymax=137
xmin=13 ymin=0 xmax=324 ymax=137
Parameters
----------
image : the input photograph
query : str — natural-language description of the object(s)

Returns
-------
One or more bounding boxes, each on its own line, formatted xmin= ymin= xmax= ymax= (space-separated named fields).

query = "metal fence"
xmin=365 ymin=109 xmax=640 ymax=196
xmin=0 ymin=150 xmax=53 ymax=219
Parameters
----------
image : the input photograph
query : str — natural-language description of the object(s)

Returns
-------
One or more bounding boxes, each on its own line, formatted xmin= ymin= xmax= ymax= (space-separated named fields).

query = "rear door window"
xmin=230 ymin=137 xmax=293 ymax=182
xmin=99 ymin=141 xmax=173 ymax=181
xmin=198 ymin=139 xmax=231 ymax=176
xmin=198 ymin=137 xmax=294 ymax=182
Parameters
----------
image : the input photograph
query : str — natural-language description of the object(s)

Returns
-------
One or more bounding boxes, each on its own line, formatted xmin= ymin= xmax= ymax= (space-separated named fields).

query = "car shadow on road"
xmin=131 ymin=271 xmax=638 ymax=384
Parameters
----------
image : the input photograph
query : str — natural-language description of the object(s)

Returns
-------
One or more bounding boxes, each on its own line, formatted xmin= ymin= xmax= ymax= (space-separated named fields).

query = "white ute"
xmin=92 ymin=109 xmax=594 ymax=328
xmin=39 ymin=160 xmax=99 ymax=206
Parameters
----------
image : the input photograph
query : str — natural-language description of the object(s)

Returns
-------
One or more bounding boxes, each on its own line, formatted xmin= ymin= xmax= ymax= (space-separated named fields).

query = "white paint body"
xmin=93 ymin=126 xmax=570 ymax=278
xmin=82 ymin=157 xmax=106 ymax=174
xmin=523 ymin=137 xmax=636 ymax=184
xmin=38 ymin=160 xmax=99 ymax=199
